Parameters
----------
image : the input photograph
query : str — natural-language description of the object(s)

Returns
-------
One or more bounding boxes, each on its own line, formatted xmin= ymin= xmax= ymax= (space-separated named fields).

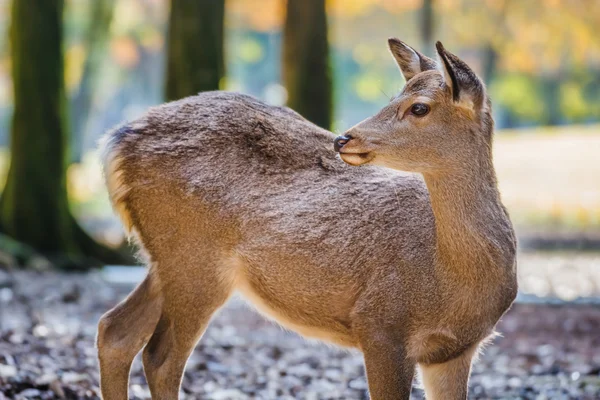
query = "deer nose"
xmin=334 ymin=135 xmax=352 ymax=152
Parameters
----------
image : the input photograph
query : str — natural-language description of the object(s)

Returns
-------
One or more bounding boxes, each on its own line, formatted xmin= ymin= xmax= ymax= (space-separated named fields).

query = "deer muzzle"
xmin=333 ymin=135 xmax=352 ymax=152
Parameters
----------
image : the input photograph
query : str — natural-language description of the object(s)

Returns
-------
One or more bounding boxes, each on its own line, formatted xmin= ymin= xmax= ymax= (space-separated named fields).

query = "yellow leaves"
xmin=496 ymin=0 xmax=600 ymax=72
xmin=111 ymin=0 xmax=147 ymax=36
xmin=239 ymin=38 xmax=264 ymax=64
xmin=140 ymin=29 xmax=164 ymax=53
xmin=328 ymin=0 xmax=374 ymax=17
xmin=353 ymin=43 xmax=376 ymax=65
xmin=226 ymin=0 xmax=421 ymax=30
xmin=428 ymin=0 xmax=600 ymax=74
xmin=108 ymin=0 xmax=165 ymax=65
xmin=0 ymin=148 xmax=8 ymax=192
xmin=380 ymin=0 xmax=421 ymax=13
xmin=542 ymin=0 xmax=561 ymax=8
xmin=328 ymin=0 xmax=419 ymax=17
xmin=110 ymin=37 xmax=139 ymax=69
xmin=354 ymin=74 xmax=383 ymax=101
xmin=218 ymin=0 xmax=600 ymax=77
xmin=0 ymin=57 xmax=12 ymax=106
xmin=64 ymin=44 xmax=86 ymax=93
xmin=483 ymin=0 xmax=508 ymax=13
xmin=67 ymin=153 xmax=103 ymax=206
xmin=560 ymin=81 xmax=600 ymax=121
xmin=227 ymin=0 xmax=284 ymax=31
xmin=437 ymin=0 xmax=460 ymax=8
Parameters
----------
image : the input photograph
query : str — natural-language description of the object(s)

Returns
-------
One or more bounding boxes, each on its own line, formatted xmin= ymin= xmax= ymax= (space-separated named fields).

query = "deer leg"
xmin=97 ymin=272 xmax=163 ymax=400
xmin=358 ymin=332 xmax=415 ymax=400
xmin=419 ymin=344 xmax=478 ymax=400
xmin=141 ymin=262 xmax=233 ymax=399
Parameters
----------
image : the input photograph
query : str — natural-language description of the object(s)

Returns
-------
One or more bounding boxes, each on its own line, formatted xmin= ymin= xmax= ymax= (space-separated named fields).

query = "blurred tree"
xmin=1 ymin=0 xmax=130 ymax=269
xmin=283 ymin=0 xmax=332 ymax=129
xmin=165 ymin=0 xmax=226 ymax=100
xmin=70 ymin=0 xmax=116 ymax=162
xmin=420 ymin=0 xmax=434 ymax=56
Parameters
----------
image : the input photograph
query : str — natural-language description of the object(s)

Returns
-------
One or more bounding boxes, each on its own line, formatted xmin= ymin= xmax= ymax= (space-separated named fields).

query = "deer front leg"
xmin=419 ymin=343 xmax=479 ymax=400
xmin=358 ymin=330 xmax=416 ymax=400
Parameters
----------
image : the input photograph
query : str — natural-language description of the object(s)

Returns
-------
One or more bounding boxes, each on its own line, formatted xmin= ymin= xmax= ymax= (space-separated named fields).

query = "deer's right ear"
xmin=388 ymin=38 xmax=437 ymax=81
xmin=435 ymin=41 xmax=485 ymax=111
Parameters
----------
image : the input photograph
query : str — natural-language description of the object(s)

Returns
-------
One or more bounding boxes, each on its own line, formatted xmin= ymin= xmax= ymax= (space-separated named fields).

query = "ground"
xmin=0 ymin=261 xmax=599 ymax=400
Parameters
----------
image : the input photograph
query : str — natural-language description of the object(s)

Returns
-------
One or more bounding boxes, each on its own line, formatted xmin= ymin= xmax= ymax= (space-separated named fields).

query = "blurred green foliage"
xmin=490 ymin=74 xmax=546 ymax=121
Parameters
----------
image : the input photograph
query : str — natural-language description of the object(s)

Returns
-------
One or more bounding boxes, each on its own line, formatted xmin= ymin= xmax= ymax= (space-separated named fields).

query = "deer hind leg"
xmin=141 ymin=257 xmax=235 ymax=399
xmin=97 ymin=272 xmax=163 ymax=400
xmin=419 ymin=343 xmax=479 ymax=400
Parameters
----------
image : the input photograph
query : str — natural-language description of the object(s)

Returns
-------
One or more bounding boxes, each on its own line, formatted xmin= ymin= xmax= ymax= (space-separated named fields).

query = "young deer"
xmin=97 ymin=40 xmax=517 ymax=399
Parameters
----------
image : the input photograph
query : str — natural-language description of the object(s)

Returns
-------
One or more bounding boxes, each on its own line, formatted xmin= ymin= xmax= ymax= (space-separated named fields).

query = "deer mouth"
xmin=339 ymin=151 xmax=374 ymax=166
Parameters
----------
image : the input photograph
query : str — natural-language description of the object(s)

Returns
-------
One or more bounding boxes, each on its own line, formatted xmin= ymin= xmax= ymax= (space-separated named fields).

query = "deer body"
xmin=98 ymin=42 xmax=517 ymax=400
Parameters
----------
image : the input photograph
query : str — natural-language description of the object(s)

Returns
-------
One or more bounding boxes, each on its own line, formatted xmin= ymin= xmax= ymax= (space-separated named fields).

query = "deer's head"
xmin=334 ymin=40 xmax=493 ymax=175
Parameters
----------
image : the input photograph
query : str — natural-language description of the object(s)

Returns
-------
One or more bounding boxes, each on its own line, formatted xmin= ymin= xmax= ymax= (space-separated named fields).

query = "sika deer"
xmin=97 ymin=40 xmax=517 ymax=399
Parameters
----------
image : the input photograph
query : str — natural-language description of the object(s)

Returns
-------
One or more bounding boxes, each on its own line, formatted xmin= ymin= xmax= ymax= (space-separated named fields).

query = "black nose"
xmin=334 ymin=135 xmax=352 ymax=152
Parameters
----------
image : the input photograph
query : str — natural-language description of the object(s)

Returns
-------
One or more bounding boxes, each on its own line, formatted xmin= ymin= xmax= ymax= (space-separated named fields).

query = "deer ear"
xmin=435 ymin=41 xmax=485 ymax=110
xmin=388 ymin=38 xmax=437 ymax=81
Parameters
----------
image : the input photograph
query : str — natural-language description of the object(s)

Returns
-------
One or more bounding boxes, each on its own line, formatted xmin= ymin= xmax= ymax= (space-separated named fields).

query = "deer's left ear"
xmin=435 ymin=41 xmax=485 ymax=111
xmin=388 ymin=38 xmax=437 ymax=81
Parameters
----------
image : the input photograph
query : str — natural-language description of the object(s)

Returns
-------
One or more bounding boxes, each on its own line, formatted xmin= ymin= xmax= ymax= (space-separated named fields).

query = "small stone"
xmin=130 ymin=384 xmax=151 ymax=398
xmin=49 ymin=380 xmax=66 ymax=399
xmin=324 ymin=368 xmax=342 ymax=381
xmin=8 ymin=332 xmax=24 ymax=344
xmin=61 ymin=285 xmax=81 ymax=303
xmin=36 ymin=372 xmax=58 ymax=385
xmin=210 ymin=388 xmax=248 ymax=399
xmin=508 ymin=377 xmax=522 ymax=388
xmin=203 ymin=381 xmax=218 ymax=393
xmin=61 ymin=371 xmax=88 ymax=384
xmin=0 ymin=364 xmax=17 ymax=378
xmin=348 ymin=378 xmax=368 ymax=390
xmin=287 ymin=363 xmax=317 ymax=378
xmin=33 ymin=324 xmax=50 ymax=337
xmin=17 ymin=389 xmax=42 ymax=398
xmin=207 ymin=361 xmax=230 ymax=373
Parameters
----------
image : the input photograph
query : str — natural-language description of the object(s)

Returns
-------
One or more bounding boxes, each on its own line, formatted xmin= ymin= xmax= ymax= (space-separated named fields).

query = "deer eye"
xmin=410 ymin=103 xmax=430 ymax=117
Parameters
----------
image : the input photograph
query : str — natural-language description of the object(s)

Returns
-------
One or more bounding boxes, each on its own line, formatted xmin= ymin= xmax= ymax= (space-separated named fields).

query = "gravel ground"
xmin=0 ymin=261 xmax=599 ymax=399
xmin=518 ymin=252 xmax=600 ymax=300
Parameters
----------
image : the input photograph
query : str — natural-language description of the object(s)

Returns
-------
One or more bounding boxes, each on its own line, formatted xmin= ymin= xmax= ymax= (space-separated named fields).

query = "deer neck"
xmin=422 ymin=158 xmax=515 ymax=279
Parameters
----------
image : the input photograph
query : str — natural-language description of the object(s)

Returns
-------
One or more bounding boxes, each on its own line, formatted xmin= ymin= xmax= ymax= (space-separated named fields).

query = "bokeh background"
xmin=0 ymin=1 xmax=599 ymax=399
xmin=1 ymin=0 xmax=600 ymax=259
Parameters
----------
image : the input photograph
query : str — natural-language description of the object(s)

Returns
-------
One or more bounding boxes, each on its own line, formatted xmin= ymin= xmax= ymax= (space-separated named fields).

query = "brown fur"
xmin=97 ymin=40 xmax=517 ymax=399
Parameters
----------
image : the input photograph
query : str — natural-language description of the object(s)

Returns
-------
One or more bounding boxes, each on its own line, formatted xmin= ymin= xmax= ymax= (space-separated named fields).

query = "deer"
xmin=97 ymin=39 xmax=517 ymax=399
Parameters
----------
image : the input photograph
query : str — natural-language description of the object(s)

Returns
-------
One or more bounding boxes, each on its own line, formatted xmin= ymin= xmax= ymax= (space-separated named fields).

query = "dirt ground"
xmin=0 ymin=270 xmax=599 ymax=399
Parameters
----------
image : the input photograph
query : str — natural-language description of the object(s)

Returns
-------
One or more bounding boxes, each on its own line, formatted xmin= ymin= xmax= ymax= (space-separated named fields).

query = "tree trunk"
xmin=283 ymin=0 xmax=332 ymax=129
xmin=1 ymin=0 xmax=131 ymax=269
xmin=481 ymin=44 xmax=498 ymax=85
xmin=420 ymin=0 xmax=434 ymax=56
xmin=542 ymin=76 xmax=562 ymax=126
xmin=481 ymin=0 xmax=512 ymax=85
xmin=165 ymin=0 xmax=226 ymax=101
